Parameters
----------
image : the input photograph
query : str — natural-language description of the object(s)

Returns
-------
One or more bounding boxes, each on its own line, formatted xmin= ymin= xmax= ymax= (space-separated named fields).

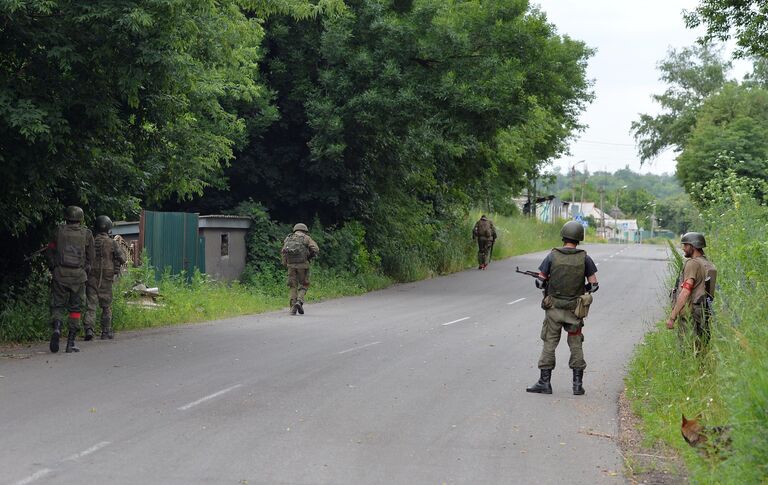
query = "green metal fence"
xmin=140 ymin=210 xmax=205 ymax=279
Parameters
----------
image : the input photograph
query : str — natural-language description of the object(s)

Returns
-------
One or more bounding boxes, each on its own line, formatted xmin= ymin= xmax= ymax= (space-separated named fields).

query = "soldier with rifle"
xmin=472 ymin=215 xmax=497 ymax=270
xmin=45 ymin=206 xmax=94 ymax=353
xmin=83 ymin=215 xmax=127 ymax=341
xmin=519 ymin=221 xmax=598 ymax=396
xmin=666 ymin=232 xmax=717 ymax=352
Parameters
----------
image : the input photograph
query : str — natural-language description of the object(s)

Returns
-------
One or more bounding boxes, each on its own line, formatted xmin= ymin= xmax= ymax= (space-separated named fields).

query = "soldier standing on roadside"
xmin=526 ymin=221 xmax=598 ymax=396
xmin=666 ymin=232 xmax=717 ymax=352
xmin=472 ymin=215 xmax=497 ymax=270
xmin=83 ymin=215 xmax=127 ymax=341
xmin=281 ymin=223 xmax=320 ymax=315
xmin=45 ymin=206 xmax=94 ymax=353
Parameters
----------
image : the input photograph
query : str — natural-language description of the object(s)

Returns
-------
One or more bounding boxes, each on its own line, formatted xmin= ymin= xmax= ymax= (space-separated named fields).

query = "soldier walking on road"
xmin=472 ymin=215 xmax=497 ymax=270
xmin=281 ymin=223 xmax=319 ymax=315
xmin=83 ymin=216 xmax=127 ymax=341
xmin=45 ymin=206 xmax=95 ymax=353
xmin=666 ymin=232 xmax=717 ymax=352
xmin=526 ymin=221 xmax=598 ymax=396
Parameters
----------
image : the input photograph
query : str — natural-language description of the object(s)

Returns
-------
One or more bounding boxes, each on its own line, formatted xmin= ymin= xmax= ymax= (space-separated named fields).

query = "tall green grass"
xmin=625 ymin=173 xmax=768 ymax=483
xmin=1 ymin=213 xmax=561 ymax=344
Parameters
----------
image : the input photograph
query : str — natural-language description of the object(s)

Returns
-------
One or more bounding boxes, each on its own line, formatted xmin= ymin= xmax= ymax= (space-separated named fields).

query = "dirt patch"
xmin=618 ymin=388 xmax=688 ymax=484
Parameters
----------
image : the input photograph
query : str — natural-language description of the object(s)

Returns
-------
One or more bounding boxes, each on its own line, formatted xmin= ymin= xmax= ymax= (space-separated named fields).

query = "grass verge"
xmin=625 ymin=188 xmax=768 ymax=483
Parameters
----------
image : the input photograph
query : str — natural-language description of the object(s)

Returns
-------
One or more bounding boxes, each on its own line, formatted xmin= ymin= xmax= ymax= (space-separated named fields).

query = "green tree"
xmin=1 ymin=1 xmax=270 ymax=237
xmin=684 ymin=1 xmax=768 ymax=58
xmin=631 ymin=44 xmax=731 ymax=163
xmin=676 ymin=83 xmax=768 ymax=197
xmin=218 ymin=0 xmax=593 ymax=244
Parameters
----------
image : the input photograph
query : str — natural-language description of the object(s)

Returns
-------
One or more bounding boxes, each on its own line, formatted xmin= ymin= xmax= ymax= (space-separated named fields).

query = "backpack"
xmin=282 ymin=234 xmax=309 ymax=264
xmin=94 ymin=234 xmax=115 ymax=274
xmin=56 ymin=225 xmax=87 ymax=268
xmin=476 ymin=219 xmax=492 ymax=238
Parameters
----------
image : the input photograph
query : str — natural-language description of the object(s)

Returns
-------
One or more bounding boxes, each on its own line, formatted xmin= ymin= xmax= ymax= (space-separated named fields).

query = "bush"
xmin=0 ymin=260 xmax=50 ymax=342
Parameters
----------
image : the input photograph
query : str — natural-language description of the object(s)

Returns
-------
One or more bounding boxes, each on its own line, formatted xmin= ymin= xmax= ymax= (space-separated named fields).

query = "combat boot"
xmin=65 ymin=330 xmax=80 ymax=353
xmin=101 ymin=326 xmax=114 ymax=340
xmin=526 ymin=369 xmax=552 ymax=394
xmin=572 ymin=368 xmax=585 ymax=395
xmin=49 ymin=320 xmax=62 ymax=353
xmin=84 ymin=327 xmax=95 ymax=341
xmin=289 ymin=299 xmax=297 ymax=315
xmin=296 ymin=300 xmax=304 ymax=315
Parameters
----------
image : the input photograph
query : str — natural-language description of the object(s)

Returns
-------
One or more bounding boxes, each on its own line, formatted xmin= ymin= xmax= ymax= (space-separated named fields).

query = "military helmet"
xmin=293 ymin=223 xmax=309 ymax=232
xmin=681 ymin=232 xmax=706 ymax=249
xmin=64 ymin=205 xmax=84 ymax=223
xmin=560 ymin=220 xmax=585 ymax=242
xmin=95 ymin=215 xmax=113 ymax=233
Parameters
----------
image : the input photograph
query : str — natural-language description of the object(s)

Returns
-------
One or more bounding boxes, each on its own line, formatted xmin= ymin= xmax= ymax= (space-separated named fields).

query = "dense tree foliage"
xmin=212 ymin=0 xmax=592 ymax=223
xmin=676 ymin=83 xmax=768 ymax=196
xmin=634 ymin=42 xmax=768 ymax=210
xmin=2 ymin=0 xmax=593 ymax=288
xmin=180 ymin=0 xmax=593 ymax=276
xmin=630 ymin=44 xmax=731 ymax=163
xmin=685 ymin=1 xmax=768 ymax=58
xmin=1 ymin=0 xmax=269 ymax=237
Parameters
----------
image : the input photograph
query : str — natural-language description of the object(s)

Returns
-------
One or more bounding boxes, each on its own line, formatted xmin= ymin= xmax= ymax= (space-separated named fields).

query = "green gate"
xmin=140 ymin=210 xmax=206 ymax=279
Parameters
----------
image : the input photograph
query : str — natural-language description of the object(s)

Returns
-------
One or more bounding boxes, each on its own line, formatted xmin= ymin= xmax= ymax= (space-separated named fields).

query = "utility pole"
xmin=579 ymin=164 xmax=587 ymax=215
xmin=599 ymin=187 xmax=605 ymax=239
xmin=569 ymin=160 xmax=585 ymax=218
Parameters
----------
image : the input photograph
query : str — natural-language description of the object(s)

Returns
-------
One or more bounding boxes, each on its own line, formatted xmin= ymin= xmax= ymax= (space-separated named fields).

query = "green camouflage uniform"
xmin=47 ymin=223 xmax=95 ymax=333
xmin=84 ymin=233 xmax=127 ymax=336
xmin=472 ymin=216 xmax=497 ymax=266
xmin=538 ymin=248 xmax=588 ymax=370
xmin=282 ymin=231 xmax=320 ymax=309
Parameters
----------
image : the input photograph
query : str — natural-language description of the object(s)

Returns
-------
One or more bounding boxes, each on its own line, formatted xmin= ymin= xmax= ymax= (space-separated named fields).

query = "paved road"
xmin=1 ymin=243 xmax=670 ymax=485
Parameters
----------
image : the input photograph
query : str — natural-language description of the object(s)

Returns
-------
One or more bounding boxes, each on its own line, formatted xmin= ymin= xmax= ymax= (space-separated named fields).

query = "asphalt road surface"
xmin=1 ymin=243 xmax=670 ymax=485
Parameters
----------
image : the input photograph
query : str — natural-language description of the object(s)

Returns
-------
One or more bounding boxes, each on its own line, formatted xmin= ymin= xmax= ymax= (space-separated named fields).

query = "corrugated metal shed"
xmin=139 ymin=210 xmax=205 ymax=279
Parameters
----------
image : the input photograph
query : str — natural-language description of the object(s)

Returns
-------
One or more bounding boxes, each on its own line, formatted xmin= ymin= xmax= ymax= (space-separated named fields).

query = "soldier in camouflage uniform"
xmin=526 ymin=221 xmax=598 ymax=396
xmin=472 ymin=215 xmax=497 ymax=270
xmin=83 ymin=215 xmax=127 ymax=340
xmin=281 ymin=223 xmax=320 ymax=315
xmin=45 ymin=206 xmax=95 ymax=353
xmin=666 ymin=232 xmax=717 ymax=352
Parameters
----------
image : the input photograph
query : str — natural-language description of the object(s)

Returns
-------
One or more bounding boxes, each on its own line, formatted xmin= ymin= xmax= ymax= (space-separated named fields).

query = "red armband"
xmin=47 ymin=242 xmax=56 ymax=249
xmin=681 ymin=281 xmax=694 ymax=291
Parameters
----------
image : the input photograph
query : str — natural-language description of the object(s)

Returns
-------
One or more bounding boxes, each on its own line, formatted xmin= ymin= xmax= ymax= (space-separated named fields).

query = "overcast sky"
xmin=534 ymin=0 xmax=748 ymax=176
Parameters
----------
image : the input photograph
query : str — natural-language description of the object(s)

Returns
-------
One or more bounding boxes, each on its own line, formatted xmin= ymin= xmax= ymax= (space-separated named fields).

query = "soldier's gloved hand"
xmin=585 ymin=282 xmax=599 ymax=293
xmin=535 ymin=278 xmax=547 ymax=290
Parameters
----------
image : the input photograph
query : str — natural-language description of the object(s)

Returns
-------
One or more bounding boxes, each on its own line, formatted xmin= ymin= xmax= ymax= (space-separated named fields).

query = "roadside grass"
xmin=625 ymin=191 xmax=768 ymax=483
xmin=1 ymin=213 xmax=560 ymax=344
xmin=485 ymin=212 xmax=563 ymax=259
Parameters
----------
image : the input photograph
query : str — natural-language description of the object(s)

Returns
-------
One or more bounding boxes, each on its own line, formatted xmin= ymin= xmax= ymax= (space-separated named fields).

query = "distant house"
xmin=111 ymin=213 xmax=251 ymax=282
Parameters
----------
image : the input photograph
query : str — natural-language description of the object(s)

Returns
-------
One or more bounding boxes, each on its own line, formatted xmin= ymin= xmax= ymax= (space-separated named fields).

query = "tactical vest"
xmin=476 ymin=219 xmax=493 ymax=238
xmin=56 ymin=224 xmax=87 ymax=268
xmin=684 ymin=256 xmax=717 ymax=305
xmin=93 ymin=233 xmax=115 ymax=275
xmin=546 ymin=248 xmax=586 ymax=302
xmin=282 ymin=233 xmax=310 ymax=264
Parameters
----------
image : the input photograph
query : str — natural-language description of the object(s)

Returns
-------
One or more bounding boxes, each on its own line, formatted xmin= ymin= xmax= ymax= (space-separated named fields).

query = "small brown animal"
xmin=681 ymin=414 xmax=732 ymax=458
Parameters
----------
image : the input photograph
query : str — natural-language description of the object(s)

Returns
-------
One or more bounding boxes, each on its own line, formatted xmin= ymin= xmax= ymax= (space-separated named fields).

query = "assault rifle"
xmin=24 ymin=245 xmax=48 ymax=262
xmin=516 ymin=266 xmax=547 ymax=290
xmin=515 ymin=267 xmax=541 ymax=278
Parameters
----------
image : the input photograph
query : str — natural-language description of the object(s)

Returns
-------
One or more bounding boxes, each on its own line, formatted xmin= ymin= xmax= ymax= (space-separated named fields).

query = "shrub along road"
xmin=1 ymin=244 xmax=668 ymax=484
